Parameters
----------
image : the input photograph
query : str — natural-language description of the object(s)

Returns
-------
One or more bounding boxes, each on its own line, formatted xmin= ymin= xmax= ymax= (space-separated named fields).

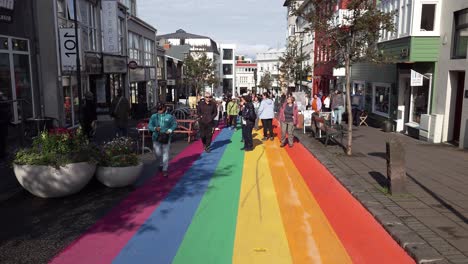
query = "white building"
xmin=434 ymin=3 xmax=468 ymax=148
xmin=219 ymin=44 xmax=237 ymax=97
xmin=157 ymin=29 xmax=221 ymax=96
xmin=294 ymin=0 xmax=314 ymax=89
xmin=256 ymin=48 xmax=285 ymax=93
xmin=235 ymin=62 xmax=257 ymax=94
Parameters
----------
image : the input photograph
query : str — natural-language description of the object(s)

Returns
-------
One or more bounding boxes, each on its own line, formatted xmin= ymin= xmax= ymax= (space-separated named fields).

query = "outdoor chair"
xmin=359 ymin=111 xmax=369 ymax=127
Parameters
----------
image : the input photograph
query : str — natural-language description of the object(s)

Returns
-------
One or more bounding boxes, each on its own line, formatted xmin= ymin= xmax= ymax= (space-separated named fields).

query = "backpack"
xmin=248 ymin=104 xmax=257 ymax=122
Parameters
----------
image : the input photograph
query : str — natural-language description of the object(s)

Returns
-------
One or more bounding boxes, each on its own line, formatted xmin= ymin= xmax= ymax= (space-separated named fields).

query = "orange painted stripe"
xmin=266 ymin=138 xmax=352 ymax=264
xmin=276 ymin=121 xmax=414 ymax=263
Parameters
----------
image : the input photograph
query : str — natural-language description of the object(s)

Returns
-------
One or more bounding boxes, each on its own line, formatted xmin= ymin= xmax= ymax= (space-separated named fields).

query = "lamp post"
xmin=299 ymin=33 xmax=304 ymax=92
xmin=73 ymin=0 xmax=82 ymax=113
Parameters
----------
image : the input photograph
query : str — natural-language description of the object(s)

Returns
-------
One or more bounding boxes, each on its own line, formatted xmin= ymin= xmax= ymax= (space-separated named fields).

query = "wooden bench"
xmin=174 ymin=119 xmax=197 ymax=143
xmin=312 ymin=115 xmax=344 ymax=146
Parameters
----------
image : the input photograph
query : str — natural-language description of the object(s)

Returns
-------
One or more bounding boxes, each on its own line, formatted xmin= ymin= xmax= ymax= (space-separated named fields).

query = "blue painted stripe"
xmin=112 ymin=128 xmax=234 ymax=264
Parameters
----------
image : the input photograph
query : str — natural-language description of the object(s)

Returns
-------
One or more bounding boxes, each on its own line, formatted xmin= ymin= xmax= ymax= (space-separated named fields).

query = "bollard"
xmin=386 ymin=138 xmax=407 ymax=195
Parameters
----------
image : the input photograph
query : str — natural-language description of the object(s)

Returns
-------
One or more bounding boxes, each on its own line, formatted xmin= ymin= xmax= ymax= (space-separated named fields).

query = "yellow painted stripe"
xmin=233 ymin=137 xmax=293 ymax=264
xmin=266 ymin=140 xmax=352 ymax=264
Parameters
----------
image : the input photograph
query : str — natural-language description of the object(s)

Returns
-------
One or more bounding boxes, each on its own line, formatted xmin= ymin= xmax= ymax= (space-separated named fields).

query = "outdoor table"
xmin=136 ymin=120 xmax=152 ymax=154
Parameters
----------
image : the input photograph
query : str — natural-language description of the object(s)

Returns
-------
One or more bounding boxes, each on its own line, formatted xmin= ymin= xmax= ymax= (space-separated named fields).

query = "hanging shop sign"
xmin=102 ymin=0 xmax=118 ymax=53
xmin=410 ymin=70 xmax=424 ymax=87
xmin=59 ymin=28 xmax=80 ymax=72
xmin=103 ymin=55 xmax=127 ymax=73
xmin=128 ymin=60 xmax=138 ymax=69
xmin=129 ymin=68 xmax=145 ymax=82
xmin=0 ymin=0 xmax=15 ymax=23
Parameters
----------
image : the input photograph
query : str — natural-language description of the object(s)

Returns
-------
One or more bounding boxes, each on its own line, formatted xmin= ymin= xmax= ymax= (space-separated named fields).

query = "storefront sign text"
xmin=59 ymin=28 xmax=79 ymax=72
xmin=85 ymin=53 xmax=102 ymax=74
xmin=102 ymin=0 xmax=118 ymax=53
xmin=103 ymin=55 xmax=127 ymax=73
xmin=130 ymin=68 xmax=146 ymax=82
xmin=411 ymin=70 xmax=424 ymax=87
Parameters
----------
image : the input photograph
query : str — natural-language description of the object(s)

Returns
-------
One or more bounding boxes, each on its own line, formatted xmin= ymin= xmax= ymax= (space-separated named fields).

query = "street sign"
xmin=59 ymin=28 xmax=79 ymax=72
xmin=411 ymin=69 xmax=424 ymax=86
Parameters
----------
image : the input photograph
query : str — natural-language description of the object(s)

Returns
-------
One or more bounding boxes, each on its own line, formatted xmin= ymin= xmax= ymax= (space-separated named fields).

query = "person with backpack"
xmin=148 ymin=103 xmax=177 ymax=177
xmin=240 ymin=95 xmax=256 ymax=151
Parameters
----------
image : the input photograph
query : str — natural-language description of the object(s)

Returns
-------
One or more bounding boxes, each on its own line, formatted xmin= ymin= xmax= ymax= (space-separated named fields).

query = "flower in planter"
xmin=98 ymin=137 xmax=138 ymax=167
xmin=14 ymin=130 xmax=97 ymax=168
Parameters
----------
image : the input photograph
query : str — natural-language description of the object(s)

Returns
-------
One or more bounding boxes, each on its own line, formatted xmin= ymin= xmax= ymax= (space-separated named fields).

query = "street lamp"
xmin=299 ymin=33 xmax=304 ymax=92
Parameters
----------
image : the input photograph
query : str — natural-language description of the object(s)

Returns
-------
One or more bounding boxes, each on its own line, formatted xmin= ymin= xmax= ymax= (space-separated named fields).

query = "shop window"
xmin=144 ymin=38 xmax=154 ymax=66
xmin=420 ymin=4 xmax=436 ymax=31
xmin=0 ymin=36 xmax=34 ymax=122
xmin=62 ymin=76 xmax=79 ymax=127
xmin=410 ymin=84 xmax=428 ymax=124
xmin=453 ymin=9 xmax=468 ymax=59
xmin=372 ymin=83 xmax=391 ymax=117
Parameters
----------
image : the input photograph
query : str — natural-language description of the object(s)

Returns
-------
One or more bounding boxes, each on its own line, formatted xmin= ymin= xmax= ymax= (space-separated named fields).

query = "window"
xmin=118 ymin=19 xmax=125 ymax=55
xmin=223 ymin=49 xmax=233 ymax=60
xmin=223 ymin=64 xmax=233 ymax=75
xmin=453 ymin=9 xmax=468 ymax=59
xmin=128 ymin=32 xmax=141 ymax=63
xmin=410 ymin=83 xmax=429 ymax=124
xmin=144 ymin=38 xmax=154 ymax=66
xmin=0 ymin=36 xmax=34 ymax=123
xmin=120 ymin=0 xmax=136 ymax=16
xmin=420 ymin=4 xmax=436 ymax=31
xmin=372 ymin=83 xmax=391 ymax=117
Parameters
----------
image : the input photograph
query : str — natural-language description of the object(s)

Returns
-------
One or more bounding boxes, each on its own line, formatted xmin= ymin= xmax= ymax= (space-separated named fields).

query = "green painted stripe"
xmin=172 ymin=130 xmax=244 ymax=264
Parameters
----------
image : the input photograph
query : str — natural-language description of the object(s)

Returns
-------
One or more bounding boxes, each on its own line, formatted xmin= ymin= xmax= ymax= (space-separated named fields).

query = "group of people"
xmin=146 ymin=90 xmax=301 ymax=177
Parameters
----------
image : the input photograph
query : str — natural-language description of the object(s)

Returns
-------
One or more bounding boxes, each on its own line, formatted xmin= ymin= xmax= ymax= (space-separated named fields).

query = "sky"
xmin=137 ymin=0 xmax=287 ymax=58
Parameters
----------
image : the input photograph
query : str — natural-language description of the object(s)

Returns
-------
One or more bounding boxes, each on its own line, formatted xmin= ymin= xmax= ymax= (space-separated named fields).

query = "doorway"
xmin=452 ymin=71 xmax=465 ymax=143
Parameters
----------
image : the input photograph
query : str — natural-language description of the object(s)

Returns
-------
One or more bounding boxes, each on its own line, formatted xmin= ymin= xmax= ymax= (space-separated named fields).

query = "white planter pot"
xmin=13 ymin=162 xmax=96 ymax=198
xmin=96 ymin=163 xmax=143 ymax=188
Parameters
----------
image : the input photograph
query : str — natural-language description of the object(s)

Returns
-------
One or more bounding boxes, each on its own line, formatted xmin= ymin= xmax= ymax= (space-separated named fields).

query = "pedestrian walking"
xmin=253 ymin=95 xmax=260 ymax=130
xmin=0 ymin=92 xmax=12 ymax=161
xmin=197 ymin=92 xmax=218 ymax=153
xmin=279 ymin=95 xmax=299 ymax=148
xmin=351 ymin=90 xmax=365 ymax=126
xmin=227 ymin=96 xmax=239 ymax=130
xmin=323 ymin=94 xmax=331 ymax=112
xmin=331 ymin=90 xmax=345 ymax=127
xmin=311 ymin=94 xmax=322 ymax=112
xmin=110 ymin=89 xmax=130 ymax=137
xmin=148 ymin=103 xmax=177 ymax=177
xmin=214 ymin=99 xmax=223 ymax=131
xmin=240 ymin=95 xmax=256 ymax=151
xmin=258 ymin=92 xmax=275 ymax=141
xmin=80 ymin=91 xmax=97 ymax=139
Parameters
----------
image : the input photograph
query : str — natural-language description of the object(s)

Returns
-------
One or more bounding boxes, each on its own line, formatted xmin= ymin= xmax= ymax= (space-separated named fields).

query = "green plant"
xmin=14 ymin=130 xmax=96 ymax=167
xmin=98 ymin=137 xmax=139 ymax=167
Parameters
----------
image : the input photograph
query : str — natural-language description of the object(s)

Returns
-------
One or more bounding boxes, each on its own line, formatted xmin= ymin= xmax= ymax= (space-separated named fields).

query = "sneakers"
xmin=270 ymin=137 xmax=274 ymax=141
xmin=162 ymin=171 xmax=168 ymax=177
xmin=205 ymin=146 xmax=211 ymax=153
xmin=262 ymin=137 xmax=268 ymax=141
xmin=215 ymin=127 xmax=220 ymax=131
xmin=280 ymin=143 xmax=286 ymax=148
xmin=289 ymin=144 xmax=294 ymax=148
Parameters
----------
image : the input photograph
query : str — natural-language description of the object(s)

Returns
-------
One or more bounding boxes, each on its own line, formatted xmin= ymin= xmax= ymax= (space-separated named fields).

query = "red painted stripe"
xmin=274 ymin=121 xmax=414 ymax=263
xmin=50 ymin=132 xmax=221 ymax=264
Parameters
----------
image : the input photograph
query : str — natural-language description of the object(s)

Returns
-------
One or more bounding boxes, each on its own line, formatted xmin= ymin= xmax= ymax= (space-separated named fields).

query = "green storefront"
xmin=350 ymin=36 xmax=440 ymax=138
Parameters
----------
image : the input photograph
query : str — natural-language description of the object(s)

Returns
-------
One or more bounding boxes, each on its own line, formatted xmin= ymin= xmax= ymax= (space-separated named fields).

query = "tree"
xmin=184 ymin=52 xmax=218 ymax=97
xmin=279 ymin=37 xmax=311 ymax=93
xmin=258 ymin=71 xmax=273 ymax=92
xmin=296 ymin=0 xmax=395 ymax=155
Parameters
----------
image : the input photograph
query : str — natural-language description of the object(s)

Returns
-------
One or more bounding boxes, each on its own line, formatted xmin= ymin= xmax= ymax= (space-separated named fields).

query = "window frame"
xmin=372 ymin=82 xmax=391 ymax=118
xmin=452 ymin=8 xmax=468 ymax=59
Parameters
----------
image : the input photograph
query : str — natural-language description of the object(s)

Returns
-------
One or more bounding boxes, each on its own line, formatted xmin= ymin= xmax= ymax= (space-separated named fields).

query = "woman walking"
xmin=240 ymin=95 xmax=256 ymax=151
xmin=279 ymin=96 xmax=299 ymax=148
xmin=148 ymin=103 xmax=177 ymax=177
xmin=253 ymin=95 xmax=260 ymax=130
xmin=257 ymin=92 xmax=275 ymax=141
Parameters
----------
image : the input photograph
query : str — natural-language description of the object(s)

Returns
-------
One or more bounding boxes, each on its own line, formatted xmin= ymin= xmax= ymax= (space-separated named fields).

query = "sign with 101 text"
xmin=59 ymin=28 xmax=80 ymax=72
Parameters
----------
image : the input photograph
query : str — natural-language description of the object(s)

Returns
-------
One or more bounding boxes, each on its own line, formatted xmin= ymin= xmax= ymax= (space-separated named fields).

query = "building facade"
xmin=235 ymin=62 xmax=257 ymax=95
xmin=434 ymin=3 xmax=468 ymax=148
xmin=220 ymin=44 xmax=236 ymax=97
xmin=256 ymin=49 xmax=284 ymax=94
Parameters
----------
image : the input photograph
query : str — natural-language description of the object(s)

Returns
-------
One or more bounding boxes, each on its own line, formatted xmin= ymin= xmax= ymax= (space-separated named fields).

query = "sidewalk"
xmin=296 ymin=125 xmax=468 ymax=264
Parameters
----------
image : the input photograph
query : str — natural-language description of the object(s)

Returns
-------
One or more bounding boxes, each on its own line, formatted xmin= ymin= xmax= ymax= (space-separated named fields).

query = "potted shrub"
xmin=96 ymin=137 xmax=143 ymax=188
xmin=13 ymin=129 xmax=97 ymax=198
